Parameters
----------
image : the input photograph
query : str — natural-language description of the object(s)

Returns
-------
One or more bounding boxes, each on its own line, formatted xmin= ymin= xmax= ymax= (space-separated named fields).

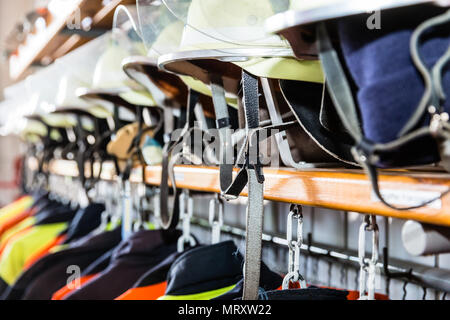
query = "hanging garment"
xmin=62 ymin=203 xmax=105 ymax=244
xmin=51 ymin=249 xmax=116 ymax=300
xmin=256 ymin=287 xmax=349 ymax=300
xmin=0 ymin=207 xmax=36 ymax=239
xmin=158 ymin=241 xmax=262 ymax=300
xmin=0 ymin=205 xmax=74 ymax=259
xmin=115 ymin=251 xmax=183 ymax=300
xmin=63 ymin=229 xmax=181 ymax=300
xmin=0 ymin=223 xmax=35 ymax=257
xmin=212 ymin=264 xmax=283 ymax=300
xmin=0 ymin=222 xmax=70 ymax=295
xmin=19 ymin=203 xmax=106 ymax=271
xmin=0 ymin=196 xmax=34 ymax=226
xmin=0 ymin=203 xmax=78 ymax=294
xmin=0 ymin=196 xmax=35 ymax=238
xmin=1 ymin=228 xmax=122 ymax=300
xmin=22 ymin=234 xmax=67 ymax=270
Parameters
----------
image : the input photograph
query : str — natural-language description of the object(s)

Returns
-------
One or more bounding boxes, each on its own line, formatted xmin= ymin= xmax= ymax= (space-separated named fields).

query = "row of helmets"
xmin=17 ymin=0 xmax=325 ymax=138
xmin=15 ymin=5 xmax=150 ymax=139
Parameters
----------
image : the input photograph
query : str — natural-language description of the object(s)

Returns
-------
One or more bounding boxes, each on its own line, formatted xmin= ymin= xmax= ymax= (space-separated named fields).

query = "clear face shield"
xmin=136 ymin=0 xmax=186 ymax=58
xmin=160 ymin=0 xmax=292 ymax=52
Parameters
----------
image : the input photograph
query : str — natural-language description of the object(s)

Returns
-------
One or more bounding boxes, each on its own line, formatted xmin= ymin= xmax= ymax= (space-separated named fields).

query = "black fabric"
xmin=213 ymin=261 xmax=283 ymax=300
xmin=165 ymin=241 xmax=244 ymax=296
xmin=63 ymin=203 xmax=105 ymax=244
xmin=0 ymin=277 xmax=8 ymax=297
xmin=81 ymin=249 xmax=115 ymax=277
xmin=280 ymin=79 xmax=356 ymax=165
xmin=1 ymin=228 xmax=122 ymax=300
xmin=132 ymin=251 xmax=184 ymax=288
xmin=33 ymin=205 xmax=77 ymax=226
xmin=63 ymin=229 xmax=181 ymax=300
xmin=261 ymin=287 xmax=348 ymax=300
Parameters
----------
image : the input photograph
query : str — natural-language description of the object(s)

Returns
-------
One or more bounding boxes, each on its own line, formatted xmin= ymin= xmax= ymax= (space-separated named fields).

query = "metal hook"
xmin=282 ymin=204 xmax=307 ymax=290
xmin=402 ymin=281 xmax=409 ymax=300
xmin=209 ymin=194 xmax=224 ymax=245
xmin=327 ymin=259 xmax=333 ymax=288
xmin=358 ymin=215 xmax=380 ymax=300
xmin=177 ymin=190 xmax=196 ymax=253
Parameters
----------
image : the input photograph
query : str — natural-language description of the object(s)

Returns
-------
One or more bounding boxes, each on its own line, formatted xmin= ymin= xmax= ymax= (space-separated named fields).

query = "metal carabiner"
xmin=209 ymin=194 xmax=224 ymax=244
xmin=358 ymin=215 xmax=380 ymax=300
xmin=282 ymin=204 xmax=307 ymax=290
xmin=177 ymin=190 xmax=196 ymax=253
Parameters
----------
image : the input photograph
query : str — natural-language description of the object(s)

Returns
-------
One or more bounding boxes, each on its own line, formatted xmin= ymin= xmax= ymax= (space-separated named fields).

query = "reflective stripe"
xmin=158 ymin=284 xmax=236 ymax=301
xmin=0 ymin=196 xmax=33 ymax=225
xmin=115 ymin=282 xmax=167 ymax=300
xmin=0 ymin=223 xmax=68 ymax=285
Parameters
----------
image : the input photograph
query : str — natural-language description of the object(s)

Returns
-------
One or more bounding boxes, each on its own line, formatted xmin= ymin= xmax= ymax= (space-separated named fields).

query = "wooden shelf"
xmin=8 ymin=0 xmax=134 ymax=81
xmin=144 ymin=165 xmax=450 ymax=227
xmin=30 ymin=158 xmax=450 ymax=227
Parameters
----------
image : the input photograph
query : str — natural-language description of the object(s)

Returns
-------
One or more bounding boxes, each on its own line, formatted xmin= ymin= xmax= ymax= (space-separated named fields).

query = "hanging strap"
xmin=261 ymin=78 xmax=320 ymax=169
xmin=317 ymin=21 xmax=450 ymax=211
xmin=208 ymin=71 xmax=298 ymax=299
xmin=74 ymin=116 xmax=89 ymax=195
xmin=240 ymin=71 xmax=265 ymax=300
xmin=159 ymin=90 xmax=200 ymax=230
xmin=210 ymin=73 xmax=296 ymax=199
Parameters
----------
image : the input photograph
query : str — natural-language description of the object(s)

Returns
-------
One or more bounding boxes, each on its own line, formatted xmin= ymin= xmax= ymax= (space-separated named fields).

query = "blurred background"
xmin=0 ymin=0 xmax=131 ymax=206
xmin=0 ymin=0 xmax=35 ymax=206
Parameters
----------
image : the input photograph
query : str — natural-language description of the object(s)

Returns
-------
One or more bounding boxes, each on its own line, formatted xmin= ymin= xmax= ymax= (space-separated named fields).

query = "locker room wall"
xmin=0 ymin=0 xmax=34 ymax=206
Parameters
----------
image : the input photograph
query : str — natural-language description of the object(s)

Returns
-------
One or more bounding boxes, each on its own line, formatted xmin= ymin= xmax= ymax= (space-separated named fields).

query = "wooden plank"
xmin=49 ymin=0 xmax=135 ymax=61
xmin=31 ymin=158 xmax=450 ymax=226
xmin=92 ymin=0 xmax=136 ymax=28
xmin=9 ymin=0 xmax=87 ymax=80
xmin=8 ymin=0 xmax=134 ymax=80
xmin=144 ymin=165 xmax=450 ymax=227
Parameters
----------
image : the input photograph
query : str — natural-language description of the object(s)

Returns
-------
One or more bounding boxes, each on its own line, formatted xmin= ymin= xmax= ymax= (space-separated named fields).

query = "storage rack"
xmin=28 ymin=158 xmax=450 ymax=227
xmin=27 ymin=157 xmax=450 ymax=297
xmin=9 ymin=0 xmax=135 ymax=81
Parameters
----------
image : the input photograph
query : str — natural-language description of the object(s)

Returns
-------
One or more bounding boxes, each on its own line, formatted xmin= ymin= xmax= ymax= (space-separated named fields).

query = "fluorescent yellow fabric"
xmin=119 ymin=90 xmax=156 ymax=107
xmin=235 ymin=57 xmax=324 ymax=83
xmin=158 ymin=284 xmax=236 ymax=300
xmin=0 ymin=217 xmax=36 ymax=246
xmin=0 ymin=223 xmax=67 ymax=285
xmin=179 ymin=76 xmax=239 ymax=109
xmin=0 ymin=196 xmax=33 ymax=225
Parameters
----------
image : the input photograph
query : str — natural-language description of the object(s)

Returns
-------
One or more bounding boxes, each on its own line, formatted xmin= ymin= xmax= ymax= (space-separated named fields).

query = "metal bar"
xmin=190 ymin=216 xmax=450 ymax=293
